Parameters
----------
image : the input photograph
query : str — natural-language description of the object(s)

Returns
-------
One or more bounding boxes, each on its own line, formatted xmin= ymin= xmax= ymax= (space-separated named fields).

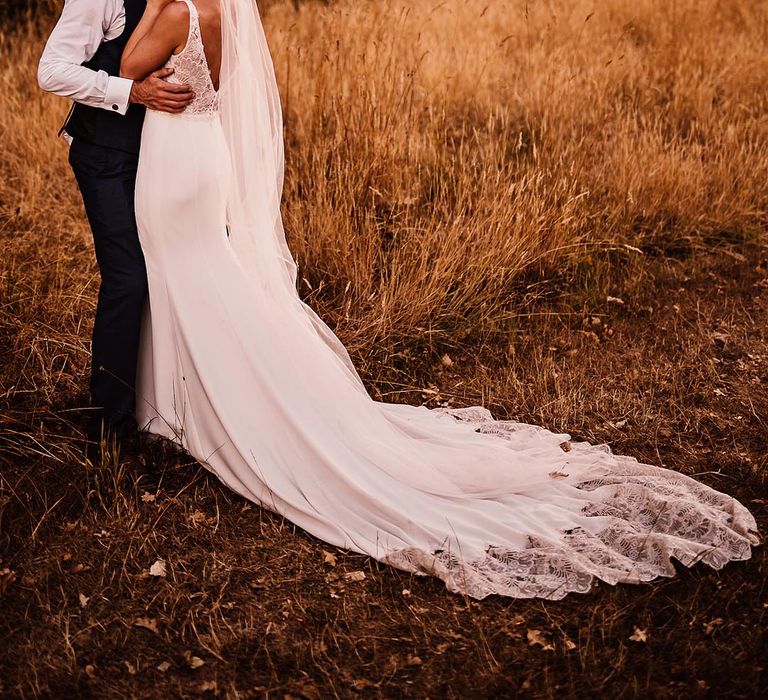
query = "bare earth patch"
xmin=2 ymin=248 xmax=765 ymax=698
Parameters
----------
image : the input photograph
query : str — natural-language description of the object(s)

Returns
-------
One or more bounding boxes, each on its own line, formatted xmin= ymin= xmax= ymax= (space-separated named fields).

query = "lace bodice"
xmin=165 ymin=0 xmax=219 ymax=115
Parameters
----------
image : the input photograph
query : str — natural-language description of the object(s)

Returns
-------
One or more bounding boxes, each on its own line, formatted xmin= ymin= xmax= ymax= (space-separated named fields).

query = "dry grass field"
xmin=1 ymin=0 xmax=767 ymax=697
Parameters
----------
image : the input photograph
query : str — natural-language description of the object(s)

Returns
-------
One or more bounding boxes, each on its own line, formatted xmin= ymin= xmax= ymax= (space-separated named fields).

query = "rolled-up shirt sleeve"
xmin=37 ymin=0 xmax=133 ymax=116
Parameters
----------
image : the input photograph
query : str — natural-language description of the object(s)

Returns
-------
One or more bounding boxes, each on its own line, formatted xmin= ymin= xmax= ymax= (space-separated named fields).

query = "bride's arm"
xmin=120 ymin=0 xmax=189 ymax=81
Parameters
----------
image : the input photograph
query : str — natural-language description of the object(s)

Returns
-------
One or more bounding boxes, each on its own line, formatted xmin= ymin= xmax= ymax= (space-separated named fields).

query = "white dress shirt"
xmin=38 ymin=0 xmax=135 ymax=119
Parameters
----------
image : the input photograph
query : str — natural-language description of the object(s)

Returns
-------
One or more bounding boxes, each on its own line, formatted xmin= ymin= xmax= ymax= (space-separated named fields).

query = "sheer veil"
xmin=206 ymin=0 xmax=758 ymax=600
xmin=219 ymin=0 xmax=366 ymax=387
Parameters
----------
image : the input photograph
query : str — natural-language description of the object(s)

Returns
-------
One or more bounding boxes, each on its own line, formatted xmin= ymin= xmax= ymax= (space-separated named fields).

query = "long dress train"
xmin=134 ymin=0 xmax=758 ymax=600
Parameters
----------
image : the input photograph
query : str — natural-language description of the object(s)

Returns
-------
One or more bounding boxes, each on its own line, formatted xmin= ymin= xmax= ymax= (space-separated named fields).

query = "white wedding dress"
xmin=134 ymin=0 xmax=758 ymax=600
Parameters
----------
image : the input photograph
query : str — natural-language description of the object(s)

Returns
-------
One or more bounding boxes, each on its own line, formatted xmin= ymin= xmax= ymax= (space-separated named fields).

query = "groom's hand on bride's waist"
xmin=129 ymin=68 xmax=194 ymax=114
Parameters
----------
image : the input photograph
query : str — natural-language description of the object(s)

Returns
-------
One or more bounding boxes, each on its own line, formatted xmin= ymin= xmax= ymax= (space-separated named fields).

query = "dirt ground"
xmin=2 ymin=244 xmax=766 ymax=699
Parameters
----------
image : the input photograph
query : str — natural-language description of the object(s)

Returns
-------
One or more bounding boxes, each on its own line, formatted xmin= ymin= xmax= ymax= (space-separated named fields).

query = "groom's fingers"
xmin=162 ymin=88 xmax=195 ymax=101
xmin=162 ymin=82 xmax=194 ymax=94
xmin=159 ymin=88 xmax=194 ymax=100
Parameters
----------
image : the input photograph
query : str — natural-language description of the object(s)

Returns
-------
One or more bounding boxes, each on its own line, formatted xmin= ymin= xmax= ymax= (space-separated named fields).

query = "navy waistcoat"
xmin=63 ymin=0 xmax=147 ymax=154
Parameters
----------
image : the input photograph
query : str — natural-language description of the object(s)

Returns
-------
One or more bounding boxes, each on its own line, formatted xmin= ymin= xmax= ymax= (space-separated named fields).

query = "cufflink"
xmin=112 ymin=104 xmax=119 ymax=110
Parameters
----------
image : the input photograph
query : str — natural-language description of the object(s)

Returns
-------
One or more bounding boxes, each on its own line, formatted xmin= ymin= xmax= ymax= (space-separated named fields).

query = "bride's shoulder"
xmin=160 ymin=0 xmax=192 ymax=22
xmin=152 ymin=0 xmax=194 ymax=43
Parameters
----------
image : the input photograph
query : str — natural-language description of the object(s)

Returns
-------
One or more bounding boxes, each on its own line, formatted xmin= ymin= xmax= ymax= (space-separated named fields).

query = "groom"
xmin=38 ymin=0 xmax=194 ymax=455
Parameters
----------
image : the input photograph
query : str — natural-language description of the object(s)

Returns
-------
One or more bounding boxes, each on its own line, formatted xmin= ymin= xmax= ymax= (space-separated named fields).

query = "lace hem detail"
xmin=382 ymin=407 xmax=760 ymax=600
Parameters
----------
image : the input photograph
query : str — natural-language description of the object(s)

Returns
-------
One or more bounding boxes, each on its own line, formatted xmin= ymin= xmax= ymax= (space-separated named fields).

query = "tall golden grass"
xmin=1 ymin=4 xmax=767 ymax=696
xmin=1 ymin=0 xmax=767 ymax=395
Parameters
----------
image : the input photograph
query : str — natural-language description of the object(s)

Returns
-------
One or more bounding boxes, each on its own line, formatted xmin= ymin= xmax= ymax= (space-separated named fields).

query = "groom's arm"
xmin=37 ymin=0 xmax=194 ymax=115
xmin=37 ymin=0 xmax=133 ymax=115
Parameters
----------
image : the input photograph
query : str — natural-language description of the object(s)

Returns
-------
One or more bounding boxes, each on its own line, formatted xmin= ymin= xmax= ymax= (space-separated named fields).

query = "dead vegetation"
xmin=1 ymin=1 xmax=767 ymax=697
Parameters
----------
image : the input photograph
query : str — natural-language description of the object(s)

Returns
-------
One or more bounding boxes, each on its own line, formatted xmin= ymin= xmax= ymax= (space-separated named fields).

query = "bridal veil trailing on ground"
xmin=134 ymin=0 xmax=759 ymax=600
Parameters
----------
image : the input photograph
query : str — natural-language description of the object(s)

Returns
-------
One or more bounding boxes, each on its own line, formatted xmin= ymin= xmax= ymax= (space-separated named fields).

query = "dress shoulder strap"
xmin=178 ymin=0 xmax=200 ymax=50
xmin=174 ymin=0 xmax=202 ymax=56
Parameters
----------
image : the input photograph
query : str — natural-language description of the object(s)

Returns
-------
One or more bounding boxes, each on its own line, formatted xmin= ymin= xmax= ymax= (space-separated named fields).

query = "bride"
xmin=120 ymin=0 xmax=758 ymax=600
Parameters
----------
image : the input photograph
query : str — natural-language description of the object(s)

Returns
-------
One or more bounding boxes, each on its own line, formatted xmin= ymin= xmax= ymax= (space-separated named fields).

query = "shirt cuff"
xmin=103 ymin=75 xmax=133 ymax=115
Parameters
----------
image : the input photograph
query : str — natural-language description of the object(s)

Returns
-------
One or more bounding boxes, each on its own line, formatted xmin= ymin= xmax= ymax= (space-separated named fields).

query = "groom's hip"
xmin=68 ymin=138 xmax=139 ymax=180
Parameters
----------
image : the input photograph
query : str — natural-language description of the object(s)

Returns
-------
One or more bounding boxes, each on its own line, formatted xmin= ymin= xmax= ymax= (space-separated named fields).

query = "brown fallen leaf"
xmin=0 ymin=568 xmax=16 ymax=594
xmin=322 ymin=550 xmax=337 ymax=567
xmin=189 ymin=511 xmax=207 ymax=525
xmin=183 ymin=651 xmax=205 ymax=669
xmin=134 ymin=617 xmax=160 ymax=634
xmin=149 ymin=560 xmax=167 ymax=578
xmin=157 ymin=661 xmax=171 ymax=673
xmin=78 ymin=593 xmax=89 ymax=609
xmin=703 ymin=618 xmax=724 ymax=635
xmin=343 ymin=570 xmax=366 ymax=582
xmin=527 ymin=629 xmax=554 ymax=651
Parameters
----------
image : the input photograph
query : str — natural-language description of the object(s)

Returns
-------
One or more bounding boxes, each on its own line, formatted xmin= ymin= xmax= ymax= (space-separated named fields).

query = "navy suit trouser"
xmin=68 ymin=138 xmax=148 ymax=443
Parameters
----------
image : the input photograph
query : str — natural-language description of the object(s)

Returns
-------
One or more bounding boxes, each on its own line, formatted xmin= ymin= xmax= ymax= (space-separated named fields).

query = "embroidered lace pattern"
xmin=165 ymin=0 xmax=219 ymax=115
xmin=382 ymin=407 xmax=759 ymax=600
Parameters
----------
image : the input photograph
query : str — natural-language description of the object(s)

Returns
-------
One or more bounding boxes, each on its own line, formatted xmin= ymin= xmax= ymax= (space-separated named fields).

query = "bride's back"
xmin=171 ymin=0 xmax=221 ymax=91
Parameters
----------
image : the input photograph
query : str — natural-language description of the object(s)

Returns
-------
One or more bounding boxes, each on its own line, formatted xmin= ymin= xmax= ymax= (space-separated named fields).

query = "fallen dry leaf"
xmin=629 ymin=627 xmax=648 ymax=643
xmin=0 ymin=568 xmax=16 ymax=594
xmin=149 ymin=560 xmax=167 ymax=578
xmin=703 ymin=618 xmax=724 ymax=635
xmin=189 ymin=511 xmax=207 ymax=525
xmin=187 ymin=655 xmax=205 ymax=669
xmin=134 ymin=617 xmax=160 ymax=634
xmin=322 ymin=550 xmax=337 ymax=567
xmin=343 ymin=570 xmax=366 ymax=582
xmin=157 ymin=661 xmax=171 ymax=673
xmin=78 ymin=593 xmax=89 ymax=609
xmin=527 ymin=629 xmax=554 ymax=651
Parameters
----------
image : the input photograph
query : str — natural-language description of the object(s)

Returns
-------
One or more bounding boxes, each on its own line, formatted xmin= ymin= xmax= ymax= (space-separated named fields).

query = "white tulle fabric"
xmin=134 ymin=0 xmax=759 ymax=600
